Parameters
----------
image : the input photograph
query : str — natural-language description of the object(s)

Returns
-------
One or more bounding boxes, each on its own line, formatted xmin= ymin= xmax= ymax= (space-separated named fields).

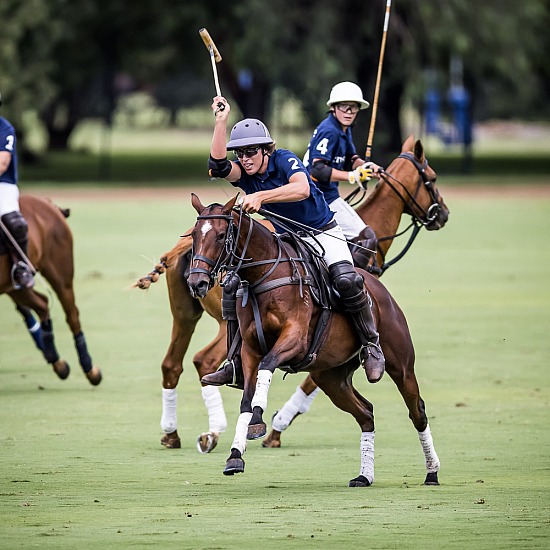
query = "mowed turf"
xmin=0 ymin=183 xmax=549 ymax=549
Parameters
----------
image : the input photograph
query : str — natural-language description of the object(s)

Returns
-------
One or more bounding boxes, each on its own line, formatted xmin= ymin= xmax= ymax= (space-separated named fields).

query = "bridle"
xmin=379 ymin=152 xmax=442 ymax=227
xmin=188 ymin=211 xmax=242 ymax=291
xmin=346 ymin=151 xmax=443 ymax=276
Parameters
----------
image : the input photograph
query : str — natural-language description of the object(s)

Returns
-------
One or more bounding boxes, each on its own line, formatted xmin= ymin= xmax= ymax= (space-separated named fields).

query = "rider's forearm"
xmin=210 ymin=119 xmax=228 ymax=160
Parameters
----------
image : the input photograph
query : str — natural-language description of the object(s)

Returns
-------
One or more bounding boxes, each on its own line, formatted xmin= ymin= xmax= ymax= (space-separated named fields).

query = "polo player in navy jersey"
xmin=200 ymin=95 xmax=385 ymax=387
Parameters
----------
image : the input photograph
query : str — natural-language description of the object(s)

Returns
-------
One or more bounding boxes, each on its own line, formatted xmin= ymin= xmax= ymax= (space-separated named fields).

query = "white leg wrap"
xmin=160 ymin=388 xmax=177 ymax=434
xmin=231 ymin=412 xmax=253 ymax=455
xmin=359 ymin=431 xmax=375 ymax=484
xmin=201 ymin=385 xmax=227 ymax=433
xmin=272 ymin=386 xmax=320 ymax=432
xmin=251 ymin=370 xmax=273 ymax=411
xmin=418 ymin=425 xmax=440 ymax=473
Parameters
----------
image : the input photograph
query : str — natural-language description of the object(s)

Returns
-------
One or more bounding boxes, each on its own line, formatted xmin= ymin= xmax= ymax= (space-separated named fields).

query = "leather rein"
xmin=347 ymin=152 xmax=442 ymax=276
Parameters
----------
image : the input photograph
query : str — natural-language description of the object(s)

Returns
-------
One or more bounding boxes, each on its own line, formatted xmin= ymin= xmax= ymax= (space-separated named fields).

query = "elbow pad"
xmin=208 ymin=156 xmax=232 ymax=178
xmin=310 ymin=160 xmax=333 ymax=184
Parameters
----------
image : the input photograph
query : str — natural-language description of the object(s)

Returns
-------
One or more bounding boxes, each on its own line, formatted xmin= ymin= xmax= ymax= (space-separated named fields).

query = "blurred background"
xmin=2 ymin=0 xmax=549 ymax=183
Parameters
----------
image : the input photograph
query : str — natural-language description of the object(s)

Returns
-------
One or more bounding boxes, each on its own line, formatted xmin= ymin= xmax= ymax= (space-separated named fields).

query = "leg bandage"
xmin=231 ymin=412 xmax=253 ymax=455
xmin=251 ymin=369 xmax=273 ymax=411
xmin=418 ymin=425 xmax=440 ymax=473
xmin=201 ymin=385 xmax=227 ymax=433
xmin=272 ymin=386 xmax=320 ymax=432
xmin=160 ymin=388 xmax=178 ymax=434
xmin=359 ymin=431 xmax=375 ymax=484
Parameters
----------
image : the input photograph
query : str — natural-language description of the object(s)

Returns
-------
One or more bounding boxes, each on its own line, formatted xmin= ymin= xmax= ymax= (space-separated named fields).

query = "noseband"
xmin=189 ymin=209 xmax=255 ymax=291
xmin=189 ymin=212 xmax=236 ymax=290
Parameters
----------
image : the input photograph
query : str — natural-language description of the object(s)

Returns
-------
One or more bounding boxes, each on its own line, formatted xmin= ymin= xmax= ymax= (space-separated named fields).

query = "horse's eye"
xmin=216 ymin=232 xmax=226 ymax=242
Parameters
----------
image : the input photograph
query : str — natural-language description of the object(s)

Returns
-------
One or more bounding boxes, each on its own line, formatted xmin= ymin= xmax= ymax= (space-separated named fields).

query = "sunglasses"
xmin=335 ymin=103 xmax=360 ymax=114
xmin=235 ymin=146 xmax=261 ymax=159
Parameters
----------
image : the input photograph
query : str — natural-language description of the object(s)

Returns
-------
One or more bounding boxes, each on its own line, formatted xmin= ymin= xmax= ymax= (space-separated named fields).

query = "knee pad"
xmin=329 ymin=261 xmax=364 ymax=297
xmin=1 ymin=211 xmax=28 ymax=242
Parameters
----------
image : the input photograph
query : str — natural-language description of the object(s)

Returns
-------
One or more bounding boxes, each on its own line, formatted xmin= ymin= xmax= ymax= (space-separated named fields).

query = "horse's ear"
xmin=414 ymin=140 xmax=425 ymax=162
xmin=402 ymin=135 xmax=415 ymax=152
xmin=191 ymin=193 xmax=204 ymax=214
xmin=223 ymin=195 xmax=238 ymax=213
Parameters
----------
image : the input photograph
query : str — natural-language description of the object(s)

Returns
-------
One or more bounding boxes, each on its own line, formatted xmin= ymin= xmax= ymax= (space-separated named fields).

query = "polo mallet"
xmin=365 ymin=0 xmax=392 ymax=161
xmin=199 ymin=28 xmax=225 ymax=113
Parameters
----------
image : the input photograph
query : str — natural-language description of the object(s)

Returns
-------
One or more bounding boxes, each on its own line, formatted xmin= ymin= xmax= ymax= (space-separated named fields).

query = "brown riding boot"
xmin=201 ymin=361 xmax=236 ymax=386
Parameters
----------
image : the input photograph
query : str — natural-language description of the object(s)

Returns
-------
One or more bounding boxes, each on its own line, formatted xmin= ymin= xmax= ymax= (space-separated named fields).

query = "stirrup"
xmin=11 ymin=261 xmax=35 ymax=290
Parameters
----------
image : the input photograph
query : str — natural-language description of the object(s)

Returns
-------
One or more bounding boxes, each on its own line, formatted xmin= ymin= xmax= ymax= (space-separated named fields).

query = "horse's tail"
xmin=134 ymin=235 xmax=192 ymax=290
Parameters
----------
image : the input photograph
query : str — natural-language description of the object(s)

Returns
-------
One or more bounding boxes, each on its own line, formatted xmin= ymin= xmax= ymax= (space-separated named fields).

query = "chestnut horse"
xmin=136 ymin=137 xmax=449 ymax=451
xmin=187 ymin=194 xmax=441 ymax=486
xmin=1 ymin=195 xmax=101 ymax=385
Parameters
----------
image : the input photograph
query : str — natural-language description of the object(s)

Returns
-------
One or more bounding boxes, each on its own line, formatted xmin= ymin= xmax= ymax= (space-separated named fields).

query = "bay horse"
xmin=1 ymin=194 xmax=101 ymax=385
xmin=135 ymin=137 xmax=449 ymax=451
xmin=187 ymin=193 xmax=441 ymax=486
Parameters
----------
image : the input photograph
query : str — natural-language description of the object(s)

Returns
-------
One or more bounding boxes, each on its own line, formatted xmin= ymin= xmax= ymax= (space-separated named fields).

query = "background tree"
xmin=1 ymin=0 xmax=548 ymax=159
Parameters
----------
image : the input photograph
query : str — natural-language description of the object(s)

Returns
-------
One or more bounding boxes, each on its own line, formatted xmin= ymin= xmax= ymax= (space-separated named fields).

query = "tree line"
xmin=2 ymin=0 xmax=548 ymax=164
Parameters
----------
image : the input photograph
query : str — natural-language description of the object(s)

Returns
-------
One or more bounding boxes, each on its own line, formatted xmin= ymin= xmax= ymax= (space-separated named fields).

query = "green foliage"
xmin=0 ymin=186 xmax=549 ymax=548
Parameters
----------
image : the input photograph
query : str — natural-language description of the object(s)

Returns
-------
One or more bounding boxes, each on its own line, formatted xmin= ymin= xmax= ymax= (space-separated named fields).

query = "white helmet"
xmin=326 ymin=81 xmax=370 ymax=110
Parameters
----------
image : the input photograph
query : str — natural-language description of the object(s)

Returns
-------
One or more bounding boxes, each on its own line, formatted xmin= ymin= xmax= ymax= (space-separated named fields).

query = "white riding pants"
xmin=302 ymin=219 xmax=354 ymax=267
xmin=0 ymin=183 xmax=20 ymax=216
xmin=328 ymin=196 xmax=367 ymax=240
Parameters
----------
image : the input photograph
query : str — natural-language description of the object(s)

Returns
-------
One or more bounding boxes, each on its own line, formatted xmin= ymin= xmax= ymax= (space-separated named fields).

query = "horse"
xmin=1 ymin=194 xmax=101 ymax=385
xmin=187 ymin=193 xmax=441 ymax=487
xmin=135 ymin=136 xmax=449 ymax=451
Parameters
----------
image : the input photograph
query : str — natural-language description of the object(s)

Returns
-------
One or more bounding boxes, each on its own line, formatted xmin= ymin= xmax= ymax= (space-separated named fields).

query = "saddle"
xmin=234 ymin=231 xmax=347 ymax=375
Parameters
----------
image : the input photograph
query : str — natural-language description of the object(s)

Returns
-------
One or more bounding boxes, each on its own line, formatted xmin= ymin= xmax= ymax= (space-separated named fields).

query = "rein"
xmin=345 ymin=151 xmax=441 ymax=275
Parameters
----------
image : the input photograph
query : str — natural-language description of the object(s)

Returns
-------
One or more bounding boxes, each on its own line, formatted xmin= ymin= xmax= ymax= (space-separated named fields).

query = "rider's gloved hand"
xmin=348 ymin=165 xmax=373 ymax=190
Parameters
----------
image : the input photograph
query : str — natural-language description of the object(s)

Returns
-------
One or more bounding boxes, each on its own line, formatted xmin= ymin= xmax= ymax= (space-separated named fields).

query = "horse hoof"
xmin=261 ymin=430 xmax=282 ymax=448
xmin=247 ymin=422 xmax=267 ymax=440
xmin=86 ymin=366 xmax=102 ymax=386
xmin=196 ymin=432 xmax=219 ymax=453
xmin=224 ymin=457 xmax=245 ymax=475
xmin=424 ymin=472 xmax=440 ymax=486
xmin=348 ymin=475 xmax=372 ymax=487
xmin=160 ymin=433 xmax=181 ymax=449
xmin=52 ymin=360 xmax=70 ymax=380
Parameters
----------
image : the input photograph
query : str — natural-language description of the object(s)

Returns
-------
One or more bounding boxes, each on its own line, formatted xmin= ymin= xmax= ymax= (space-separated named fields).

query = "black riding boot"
xmin=200 ymin=273 xmax=244 ymax=389
xmin=1 ymin=211 xmax=34 ymax=289
xmin=329 ymin=261 xmax=385 ymax=383
xmin=349 ymin=225 xmax=378 ymax=271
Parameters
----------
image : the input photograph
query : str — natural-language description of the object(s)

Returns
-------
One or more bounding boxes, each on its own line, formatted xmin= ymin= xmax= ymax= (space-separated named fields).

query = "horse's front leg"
xmin=224 ymin=343 xmax=260 ymax=475
xmin=248 ymin=328 xmax=307 ymax=440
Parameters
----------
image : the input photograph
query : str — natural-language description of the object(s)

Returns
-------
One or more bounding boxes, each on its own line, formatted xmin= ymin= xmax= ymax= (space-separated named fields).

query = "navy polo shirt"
xmin=232 ymin=149 xmax=333 ymax=233
xmin=303 ymin=113 xmax=357 ymax=204
xmin=0 ymin=117 xmax=18 ymax=185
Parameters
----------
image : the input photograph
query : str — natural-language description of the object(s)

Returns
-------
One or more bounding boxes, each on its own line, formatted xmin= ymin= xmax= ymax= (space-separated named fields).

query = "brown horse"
xmin=187 ymin=193 xmax=441 ymax=486
xmin=136 ymin=137 xmax=449 ymax=451
xmin=1 ymin=194 xmax=101 ymax=385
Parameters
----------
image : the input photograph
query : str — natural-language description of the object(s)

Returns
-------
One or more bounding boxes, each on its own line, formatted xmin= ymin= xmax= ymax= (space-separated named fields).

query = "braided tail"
xmin=133 ymin=234 xmax=193 ymax=290
xmin=134 ymin=257 xmax=169 ymax=289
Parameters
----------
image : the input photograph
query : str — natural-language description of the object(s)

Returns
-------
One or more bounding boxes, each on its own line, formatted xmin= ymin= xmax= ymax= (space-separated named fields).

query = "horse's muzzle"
xmin=426 ymin=203 xmax=450 ymax=231
xmin=187 ymin=275 xmax=210 ymax=299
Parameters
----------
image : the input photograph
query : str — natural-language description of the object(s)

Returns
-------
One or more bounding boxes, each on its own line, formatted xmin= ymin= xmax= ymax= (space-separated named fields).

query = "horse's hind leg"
xmin=45 ymin=272 xmax=101 ymax=386
xmin=311 ymin=361 xmax=376 ymax=487
xmin=192 ymin=322 xmax=228 ymax=453
xmin=14 ymin=302 xmax=43 ymax=351
xmin=387 ymin=364 xmax=440 ymax=485
xmin=262 ymin=375 xmax=320 ymax=448
xmin=10 ymin=289 xmax=70 ymax=380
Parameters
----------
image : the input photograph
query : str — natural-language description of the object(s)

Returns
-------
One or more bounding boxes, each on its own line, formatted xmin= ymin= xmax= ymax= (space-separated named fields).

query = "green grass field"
xmin=1 ymin=183 xmax=549 ymax=549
